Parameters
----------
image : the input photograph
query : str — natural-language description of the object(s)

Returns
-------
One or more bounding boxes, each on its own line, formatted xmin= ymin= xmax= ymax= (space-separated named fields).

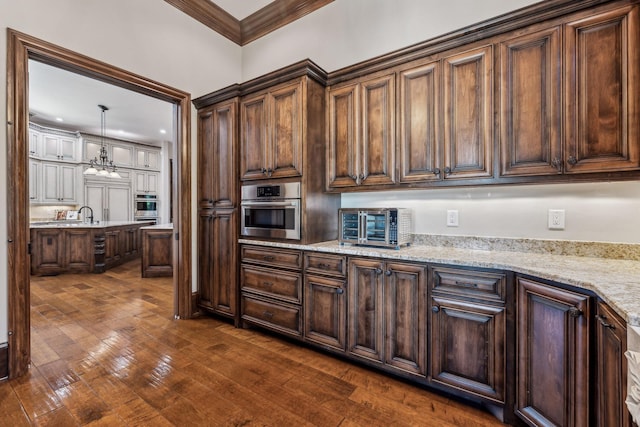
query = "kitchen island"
xmin=30 ymin=220 xmax=154 ymax=275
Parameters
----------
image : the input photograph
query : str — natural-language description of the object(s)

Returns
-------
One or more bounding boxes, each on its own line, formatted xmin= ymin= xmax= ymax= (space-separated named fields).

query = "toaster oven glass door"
xmin=364 ymin=212 xmax=388 ymax=243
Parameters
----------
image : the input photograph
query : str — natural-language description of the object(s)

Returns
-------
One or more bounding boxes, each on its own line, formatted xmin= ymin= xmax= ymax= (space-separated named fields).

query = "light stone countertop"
xmin=239 ymin=238 xmax=640 ymax=327
xmin=140 ymin=223 xmax=173 ymax=230
xmin=30 ymin=220 xmax=155 ymax=229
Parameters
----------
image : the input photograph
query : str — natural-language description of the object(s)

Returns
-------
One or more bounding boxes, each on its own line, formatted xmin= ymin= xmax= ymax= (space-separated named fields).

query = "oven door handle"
xmin=241 ymin=200 xmax=299 ymax=207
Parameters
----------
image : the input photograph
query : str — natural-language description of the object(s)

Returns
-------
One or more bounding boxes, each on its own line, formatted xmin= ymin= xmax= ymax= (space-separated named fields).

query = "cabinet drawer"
xmin=241 ymin=245 xmax=302 ymax=270
xmin=430 ymin=266 xmax=506 ymax=302
xmin=241 ymin=265 xmax=302 ymax=304
xmin=304 ymin=253 xmax=347 ymax=277
xmin=241 ymin=294 xmax=302 ymax=338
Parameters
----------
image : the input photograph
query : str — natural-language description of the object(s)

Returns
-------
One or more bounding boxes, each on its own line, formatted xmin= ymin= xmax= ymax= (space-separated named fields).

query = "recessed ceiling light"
xmin=55 ymin=117 xmax=64 ymax=122
xmin=118 ymin=130 xmax=125 ymax=134
xmin=159 ymin=129 xmax=167 ymax=134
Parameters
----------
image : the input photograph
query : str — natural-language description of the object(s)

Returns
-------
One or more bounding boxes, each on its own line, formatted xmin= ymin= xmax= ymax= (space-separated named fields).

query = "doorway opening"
xmin=7 ymin=29 xmax=193 ymax=379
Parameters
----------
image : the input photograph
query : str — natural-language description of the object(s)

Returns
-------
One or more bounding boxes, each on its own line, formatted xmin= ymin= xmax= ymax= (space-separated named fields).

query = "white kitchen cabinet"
xmin=110 ymin=142 xmax=135 ymax=168
xmin=41 ymin=162 xmax=79 ymax=204
xmin=135 ymin=147 xmax=160 ymax=170
xmin=29 ymin=160 xmax=41 ymax=201
xmin=29 ymin=129 xmax=40 ymax=157
xmin=42 ymin=134 xmax=78 ymax=162
xmin=134 ymin=170 xmax=159 ymax=195
xmin=85 ymin=181 xmax=132 ymax=222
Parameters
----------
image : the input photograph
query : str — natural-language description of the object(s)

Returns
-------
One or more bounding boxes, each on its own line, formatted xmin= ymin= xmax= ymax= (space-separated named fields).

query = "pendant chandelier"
xmin=83 ymin=104 xmax=121 ymax=178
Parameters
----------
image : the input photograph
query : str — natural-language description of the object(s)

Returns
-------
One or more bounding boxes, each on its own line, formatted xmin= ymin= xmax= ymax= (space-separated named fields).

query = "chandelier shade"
xmin=83 ymin=104 xmax=121 ymax=179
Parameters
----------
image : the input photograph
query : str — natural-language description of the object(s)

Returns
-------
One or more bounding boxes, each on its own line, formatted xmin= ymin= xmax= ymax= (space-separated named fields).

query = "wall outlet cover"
xmin=447 ymin=210 xmax=459 ymax=227
xmin=548 ymin=209 xmax=565 ymax=230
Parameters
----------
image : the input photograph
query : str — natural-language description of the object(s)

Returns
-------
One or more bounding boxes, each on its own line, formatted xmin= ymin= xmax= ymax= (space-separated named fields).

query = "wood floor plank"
xmin=0 ymin=259 xmax=506 ymax=426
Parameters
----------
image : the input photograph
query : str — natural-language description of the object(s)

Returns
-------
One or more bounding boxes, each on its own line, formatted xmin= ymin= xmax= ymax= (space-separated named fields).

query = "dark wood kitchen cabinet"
xmin=327 ymin=73 xmax=396 ymax=189
xmin=595 ymin=299 xmax=632 ymax=427
xmin=30 ymin=228 xmax=92 ymax=275
xmin=303 ymin=253 xmax=347 ymax=352
xmin=240 ymin=245 xmax=303 ymax=338
xmin=516 ymin=276 xmax=591 ymax=427
xmin=429 ymin=266 xmax=508 ymax=407
xmin=197 ymin=98 xmax=239 ymax=321
xmin=564 ymin=5 xmax=640 ymax=174
xmin=240 ymin=79 xmax=304 ymax=181
xmin=348 ymin=257 xmax=427 ymax=379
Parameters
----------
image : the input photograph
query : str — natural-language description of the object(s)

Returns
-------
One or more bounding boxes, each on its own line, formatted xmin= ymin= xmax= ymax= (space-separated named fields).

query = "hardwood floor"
xmin=0 ymin=259 xmax=506 ymax=426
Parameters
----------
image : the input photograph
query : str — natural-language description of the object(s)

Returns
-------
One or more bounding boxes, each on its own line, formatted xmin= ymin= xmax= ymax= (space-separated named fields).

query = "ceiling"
xmin=28 ymin=1 xmax=334 ymax=146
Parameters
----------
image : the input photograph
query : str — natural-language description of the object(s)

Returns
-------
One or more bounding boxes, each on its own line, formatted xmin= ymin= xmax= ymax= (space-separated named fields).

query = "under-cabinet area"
xmin=232 ymin=241 xmax=635 ymax=426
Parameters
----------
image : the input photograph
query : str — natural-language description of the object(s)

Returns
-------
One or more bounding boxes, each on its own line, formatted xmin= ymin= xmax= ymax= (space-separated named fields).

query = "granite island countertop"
xmin=239 ymin=238 xmax=640 ymax=327
xmin=30 ymin=220 xmax=156 ymax=229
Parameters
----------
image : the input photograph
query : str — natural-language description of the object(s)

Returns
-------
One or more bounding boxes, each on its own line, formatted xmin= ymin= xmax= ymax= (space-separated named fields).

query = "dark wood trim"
xmin=164 ymin=0 xmax=242 ymax=45
xmin=193 ymin=59 xmax=327 ymax=109
xmin=0 ymin=343 xmax=7 ymax=380
xmin=164 ymin=0 xmax=334 ymax=46
xmin=241 ymin=0 xmax=335 ymax=45
xmin=6 ymin=28 xmax=192 ymax=379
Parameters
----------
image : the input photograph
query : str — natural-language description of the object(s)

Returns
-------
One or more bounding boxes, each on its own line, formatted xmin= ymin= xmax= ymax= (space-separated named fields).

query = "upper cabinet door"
xmin=398 ymin=61 xmax=441 ymax=183
xmin=564 ymin=5 xmax=640 ymax=173
xmin=240 ymin=93 xmax=269 ymax=180
xmin=269 ymin=80 xmax=303 ymax=179
xmin=499 ymin=26 xmax=562 ymax=176
xmin=327 ymin=82 xmax=359 ymax=189
xmin=360 ymin=74 xmax=396 ymax=186
xmin=443 ymin=45 xmax=494 ymax=180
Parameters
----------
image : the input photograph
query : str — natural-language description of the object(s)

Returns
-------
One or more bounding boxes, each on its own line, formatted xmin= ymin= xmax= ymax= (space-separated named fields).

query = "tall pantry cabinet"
xmin=196 ymin=98 xmax=239 ymax=321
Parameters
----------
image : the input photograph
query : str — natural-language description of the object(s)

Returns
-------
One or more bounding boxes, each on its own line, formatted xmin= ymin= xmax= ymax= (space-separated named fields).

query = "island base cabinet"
xmin=516 ymin=277 xmax=590 ymax=427
xmin=429 ymin=297 xmax=505 ymax=404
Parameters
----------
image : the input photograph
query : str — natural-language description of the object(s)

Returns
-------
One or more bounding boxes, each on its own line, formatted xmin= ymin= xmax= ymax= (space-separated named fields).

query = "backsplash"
xmin=30 ymin=204 xmax=78 ymax=222
xmin=412 ymin=234 xmax=640 ymax=261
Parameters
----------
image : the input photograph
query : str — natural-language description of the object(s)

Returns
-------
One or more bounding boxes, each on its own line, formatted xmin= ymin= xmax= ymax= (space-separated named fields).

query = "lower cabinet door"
xmin=430 ymin=296 xmax=505 ymax=402
xmin=304 ymin=274 xmax=346 ymax=352
xmin=384 ymin=262 xmax=427 ymax=378
xmin=516 ymin=277 xmax=590 ymax=427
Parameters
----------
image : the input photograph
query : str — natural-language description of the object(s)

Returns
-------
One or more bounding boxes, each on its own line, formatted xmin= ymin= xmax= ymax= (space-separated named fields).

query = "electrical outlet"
xmin=447 ymin=210 xmax=459 ymax=227
xmin=548 ymin=209 xmax=565 ymax=230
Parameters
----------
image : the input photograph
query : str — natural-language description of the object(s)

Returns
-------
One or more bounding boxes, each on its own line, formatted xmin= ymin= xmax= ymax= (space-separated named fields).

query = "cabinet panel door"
xmin=59 ymin=137 xmax=76 ymax=161
xmin=29 ymin=160 xmax=40 ymax=201
xmin=430 ymin=297 xmax=505 ymax=403
xmin=146 ymin=150 xmax=160 ymax=170
xmin=83 ymin=139 xmax=102 ymax=163
xmin=59 ymin=165 xmax=77 ymax=203
xmin=106 ymin=186 xmax=131 ymax=222
xmin=111 ymin=144 xmax=134 ymax=168
xmin=104 ymin=229 xmax=121 ymax=266
xmin=516 ymin=277 xmax=590 ymax=427
xmin=42 ymin=135 xmax=60 ymax=160
xmin=198 ymin=109 xmax=215 ymax=207
xmin=596 ymin=300 xmax=631 ymax=427
xmin=146 ymin=172 xmax=158 ymax=194
xmin=66 ymin=229 xmax=93 ymax=271
xmin=31 ymin=228 xmax=65 ymax=273
xmin=327 ymin=83 xmax=359 ymax=189
xmin=360 ymin=74 xmax=395 ymax=186
xmin=42 ymin=163 xmax=60 ymax=202
xmin=85 ymin=184 xmax=106 ymax=222
xmin=212 ymin=100 xmax=237 ymax=208
xmin=565 ymin=6 xmax=640 ymax=173
xmin=304 ymin=274 xmax=346 ymax=352
xmin=29 ymin=129 xmax=40 ymax=157
xmin=198 ymin=210 xmax=215 ymax=309
xmin=384 ymin=262 xmax=427 ymax=377
xmin=240 ymin=93 xmax=269 ymax=180
xmin=443 ymin=46 xmax=493 ymax=179
xmin=348 ymin=258 xmax=384 ymax=364
xmin=500 ymin=26 xmax=562 ymax=176
xmin=270 ymin=81 xmax=303 ymax=179
xmin=398 ymin=61 xmax=440 ymax=183
xmin=211 ymin=209 xmax=237 ymax=317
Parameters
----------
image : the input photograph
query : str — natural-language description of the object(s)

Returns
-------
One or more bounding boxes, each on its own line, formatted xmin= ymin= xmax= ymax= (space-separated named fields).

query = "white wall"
xmin=0 ymin=0 xmax=242 ymax=343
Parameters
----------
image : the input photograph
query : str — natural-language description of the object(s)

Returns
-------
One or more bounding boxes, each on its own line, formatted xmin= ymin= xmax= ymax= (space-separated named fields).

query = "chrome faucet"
xmin=77 ymin=206 xmax=94 ymax=224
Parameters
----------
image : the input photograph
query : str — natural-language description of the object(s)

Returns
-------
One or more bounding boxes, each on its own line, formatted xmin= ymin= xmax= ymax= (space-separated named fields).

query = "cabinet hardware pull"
xmin=455 ymin=281 xmax=479 ymax=288
xmin=568 ymin=307 xmax=582 ymax=318
xmin=596 ymin=315 xmax=615 ymax=329
xmin=433 ymin=168 xmax=441 ymax=176
xmin=336 ymin=288 xmax=344 ymax=295
xmin=263 ymin=255 xmax=274 ymax=261
xmin=261 ymin=167 xmax=267 ymax=174
xmin=375 ymin=268 xmax=383 ymax=275
xmin=266 ymin=168 xmax=273 ymax=177
xmin=263 ymin=282 xmax=273 ymax=287
xmin=385 ymin=270 xmax=392 ymax=276
xmin=359 ymin=173 xmax=366 ymax=181
xmin=444 ymin=166 xmax=452 ymax=175
xmin=567 ymin=156 xmax=578 ymax=166
xmin=551 ymin=157 xmax=562 ymax=173
xmin=432 ymin=306 xmax=440 ymax=313
xmin=318 ymin=263 xmax=329 ymax=269
xmin=263 ymin=311 xmax=274 ymax=319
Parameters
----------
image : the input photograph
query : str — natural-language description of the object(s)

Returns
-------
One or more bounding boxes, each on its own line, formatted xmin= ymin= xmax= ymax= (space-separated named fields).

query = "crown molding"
xmin=165 ymin=0 xmax=334 ymax=46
